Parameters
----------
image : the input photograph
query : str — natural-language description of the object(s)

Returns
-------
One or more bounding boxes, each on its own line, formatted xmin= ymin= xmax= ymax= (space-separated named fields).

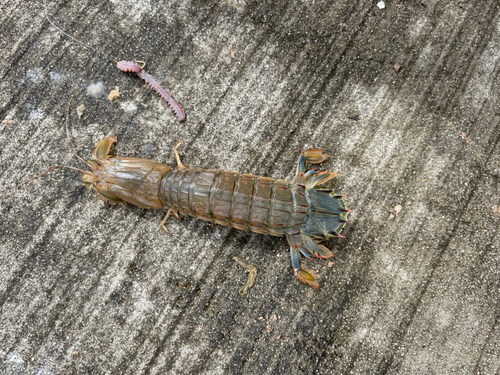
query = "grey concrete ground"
xmin=1 ymin=0 xmax=499 ymax=374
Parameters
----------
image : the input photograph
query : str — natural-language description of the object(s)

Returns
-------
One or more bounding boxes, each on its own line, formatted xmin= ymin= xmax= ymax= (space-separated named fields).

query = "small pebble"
xmin=108 ymin=88 xmax=120 ymax=101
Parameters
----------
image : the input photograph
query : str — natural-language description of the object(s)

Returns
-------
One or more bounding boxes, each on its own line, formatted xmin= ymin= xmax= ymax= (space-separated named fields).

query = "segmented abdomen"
xmin=159 ymin=169 xmax=309 ymax=236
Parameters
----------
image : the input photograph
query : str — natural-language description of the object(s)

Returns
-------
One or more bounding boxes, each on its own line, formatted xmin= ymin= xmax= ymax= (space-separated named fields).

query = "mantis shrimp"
xmin=81 ymin=139 xmax=349 ymax=290
xmin=18 ymin=109 xmax=350 ymax=290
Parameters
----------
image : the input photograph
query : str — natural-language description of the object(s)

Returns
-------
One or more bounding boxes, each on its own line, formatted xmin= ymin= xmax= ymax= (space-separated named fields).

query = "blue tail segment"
xmin=302 ymin=189 xmax=348 ymax=239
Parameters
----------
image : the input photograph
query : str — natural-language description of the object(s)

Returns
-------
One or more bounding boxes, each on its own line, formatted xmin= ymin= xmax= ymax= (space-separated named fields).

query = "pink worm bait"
xmin=116 ymin=61 xmax=185 ymax=121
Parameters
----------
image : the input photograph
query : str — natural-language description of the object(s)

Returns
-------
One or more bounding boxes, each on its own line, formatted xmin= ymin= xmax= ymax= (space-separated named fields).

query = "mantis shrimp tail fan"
xmin=286 ymin=149 xmax=351 ymax=289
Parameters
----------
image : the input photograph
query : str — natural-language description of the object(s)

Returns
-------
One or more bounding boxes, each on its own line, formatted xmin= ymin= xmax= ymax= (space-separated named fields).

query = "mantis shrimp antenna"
xmin=10 ymin=99 xmax=93 ymax=191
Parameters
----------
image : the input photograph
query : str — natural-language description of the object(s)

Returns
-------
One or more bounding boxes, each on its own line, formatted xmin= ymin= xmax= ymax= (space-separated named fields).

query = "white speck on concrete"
xmin=131 ymin=294 xmax=153 ymax=321
xmin=7 ymin=353 xmax=24 ymax=364
xmin=120 ymin=101 xmax=137 ymax=112
xmin=220 ymin=0 xmax=247 ymax=13
xmin=86 ymin=82 xmax=106 ymax=98
xmin=36 ymin=366 xmax=54 ymax=375
xmin=377 ymin=1 xmax=385 ymax=9
xmin=29 ymin=108 xmax=44 ymax=122
xmin=27 ymin=68 xmax=43 ymax=83
xmin=213 ymin=229 xmax=222 ymax=240
xmin=109 ymin=0 xmax=152 ymax=23
xmin=409 ymin=18 xmax=428 ymax=42
xmin=49 ymin=71 xmax=62 ymax=82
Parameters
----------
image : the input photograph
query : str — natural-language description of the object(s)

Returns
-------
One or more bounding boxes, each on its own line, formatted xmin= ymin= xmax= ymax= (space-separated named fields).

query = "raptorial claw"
xmin=94 ymin=136 xmax=117 ymax=160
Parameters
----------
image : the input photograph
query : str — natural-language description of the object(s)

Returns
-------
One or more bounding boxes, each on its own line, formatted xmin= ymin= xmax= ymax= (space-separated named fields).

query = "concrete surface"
xmin=1 ymin=0 xmax=499 ymax=374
